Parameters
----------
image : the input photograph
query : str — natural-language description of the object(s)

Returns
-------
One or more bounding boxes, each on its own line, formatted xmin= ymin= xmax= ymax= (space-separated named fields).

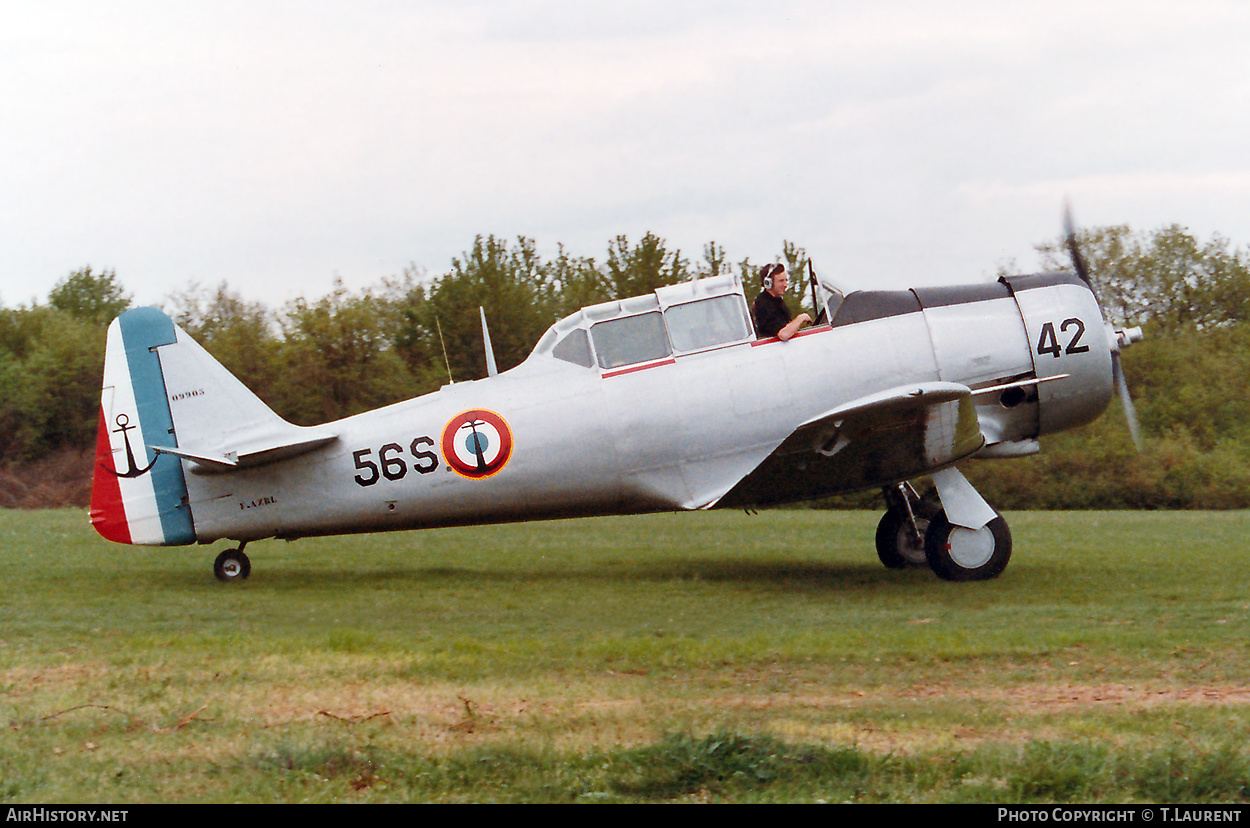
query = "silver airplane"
xmin=89 ymin=222 xmax=1141 ymax=582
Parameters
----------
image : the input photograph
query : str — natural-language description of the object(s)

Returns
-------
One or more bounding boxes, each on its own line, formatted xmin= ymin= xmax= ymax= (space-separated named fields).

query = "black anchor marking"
xmin=105 ymin=413 xmax=158 ymax=478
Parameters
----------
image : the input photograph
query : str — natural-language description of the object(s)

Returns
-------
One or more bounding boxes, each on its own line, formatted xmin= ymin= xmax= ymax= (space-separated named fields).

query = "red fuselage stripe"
xmin=601 ymin=358 xmax=677 ymax=378
xmin=750 ymin=325 xmax=832 ymax=346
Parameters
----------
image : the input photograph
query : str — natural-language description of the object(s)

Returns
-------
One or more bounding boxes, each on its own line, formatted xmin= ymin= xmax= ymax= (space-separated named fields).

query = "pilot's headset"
xmin=760 ymin=262 xmax=786 ymax=291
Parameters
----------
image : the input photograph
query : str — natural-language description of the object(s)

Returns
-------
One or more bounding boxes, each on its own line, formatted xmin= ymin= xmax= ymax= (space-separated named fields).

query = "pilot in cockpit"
xmin=751 ymin=262 xmax=811 ymax=340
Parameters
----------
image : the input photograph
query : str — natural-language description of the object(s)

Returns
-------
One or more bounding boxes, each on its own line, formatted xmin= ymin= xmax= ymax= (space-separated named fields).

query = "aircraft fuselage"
xmin=166 ymin=272 xmax=1110 ymax=544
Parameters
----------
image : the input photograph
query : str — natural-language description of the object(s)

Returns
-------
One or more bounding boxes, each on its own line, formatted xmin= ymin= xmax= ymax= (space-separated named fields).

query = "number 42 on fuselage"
xmin=89 ymin=243 xmax=1141 ymax=582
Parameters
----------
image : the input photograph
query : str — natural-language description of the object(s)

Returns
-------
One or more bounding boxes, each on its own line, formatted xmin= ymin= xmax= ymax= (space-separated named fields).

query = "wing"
xmin=714 ymin=381 xmax=984 ymax=509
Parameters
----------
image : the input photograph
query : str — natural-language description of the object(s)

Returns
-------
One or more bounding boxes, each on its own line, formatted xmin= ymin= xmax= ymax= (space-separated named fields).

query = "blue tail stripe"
xmin=118 ymin=308 xmax=196 ymax=545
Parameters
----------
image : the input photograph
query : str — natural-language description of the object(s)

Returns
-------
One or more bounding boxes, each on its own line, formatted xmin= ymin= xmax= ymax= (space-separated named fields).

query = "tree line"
xmin=2 ymin=225 xmax=1248 ymax=509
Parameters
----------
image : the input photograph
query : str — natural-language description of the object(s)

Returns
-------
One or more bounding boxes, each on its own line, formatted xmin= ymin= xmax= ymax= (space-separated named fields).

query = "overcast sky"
xmin=4 ymin=0 xmax=1248 ymax=310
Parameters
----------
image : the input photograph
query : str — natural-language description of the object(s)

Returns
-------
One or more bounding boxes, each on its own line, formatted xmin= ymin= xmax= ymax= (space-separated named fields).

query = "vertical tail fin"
xmin=91 ymin=307 xmax=330 ymax=545
xmin=90 ymin=308 xmax=197 ymax=545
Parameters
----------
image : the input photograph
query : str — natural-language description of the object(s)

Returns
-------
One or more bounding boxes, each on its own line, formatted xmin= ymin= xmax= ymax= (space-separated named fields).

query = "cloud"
xmin=2 ymin=1 xmax=1249 ymax=307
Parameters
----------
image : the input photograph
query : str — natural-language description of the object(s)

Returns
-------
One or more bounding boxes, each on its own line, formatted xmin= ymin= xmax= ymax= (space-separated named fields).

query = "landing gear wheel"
xmin=875 ymin=500 xmax=940 ymax=569
xmin=213 ymin=548 xmax=251 ymax=582
xmin=923 ymin=511 xmax=1012 ymax=582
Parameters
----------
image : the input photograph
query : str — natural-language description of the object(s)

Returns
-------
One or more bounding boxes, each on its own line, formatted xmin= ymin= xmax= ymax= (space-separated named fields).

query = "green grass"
xmin=2 ymin=508 xmax=1249 ymax=802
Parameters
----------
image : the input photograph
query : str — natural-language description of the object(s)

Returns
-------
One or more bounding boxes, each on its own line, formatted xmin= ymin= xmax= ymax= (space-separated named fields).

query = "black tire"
xmin=213 ymin=549 xmax=251 ymax=582
xmin=875 ymin=500 xmax=940 ymax=569
xmin=923 ymin=511 xmax=1011 ymax=581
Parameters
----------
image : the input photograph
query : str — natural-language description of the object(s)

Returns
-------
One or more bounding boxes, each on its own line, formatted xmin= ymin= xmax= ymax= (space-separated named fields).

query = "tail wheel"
xmin=213 ymin=548 xmax=251 ymax=582
xmin=923 ymin=511 xmax=1012 ymax=581
xmin=875 ymin=500 xmax=940 ymax=569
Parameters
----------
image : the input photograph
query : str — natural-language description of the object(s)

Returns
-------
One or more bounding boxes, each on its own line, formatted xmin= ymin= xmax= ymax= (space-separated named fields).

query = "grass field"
xmin=2 ymin=508 xmax=1248 ymax=803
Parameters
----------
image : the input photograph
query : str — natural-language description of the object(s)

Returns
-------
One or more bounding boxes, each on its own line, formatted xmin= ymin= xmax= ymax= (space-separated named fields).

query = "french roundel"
xmin=441 ymin=410 xmax=513 ymax=479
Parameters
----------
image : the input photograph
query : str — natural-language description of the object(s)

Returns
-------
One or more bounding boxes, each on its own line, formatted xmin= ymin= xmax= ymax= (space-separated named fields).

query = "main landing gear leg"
xmin=875 ymin=482 xmax=938 ymax=569
xmin=213 ymin=542 xmax=251 ymax=582
xmin=924 ymin=467 xmax=1012 ymax=581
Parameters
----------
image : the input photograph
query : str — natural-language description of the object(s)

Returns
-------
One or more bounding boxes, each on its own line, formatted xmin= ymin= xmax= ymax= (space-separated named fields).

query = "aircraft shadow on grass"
xmin=163 ymin=558 xmax=945 ymax=593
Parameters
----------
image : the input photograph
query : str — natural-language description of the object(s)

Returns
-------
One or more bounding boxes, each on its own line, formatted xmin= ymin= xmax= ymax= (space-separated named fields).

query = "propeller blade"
xmin=1067 ymin=203 xmax=1143 ymax=452
xmin=1063 ymin=201 xmax=1097 ymax=300
xmin=1112 ymin=351 xmax=1142 ymax=452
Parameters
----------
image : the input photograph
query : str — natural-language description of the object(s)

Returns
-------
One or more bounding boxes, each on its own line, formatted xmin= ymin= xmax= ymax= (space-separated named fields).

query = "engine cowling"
xmin=1002 ymin=271 xmax=1114 ymax=437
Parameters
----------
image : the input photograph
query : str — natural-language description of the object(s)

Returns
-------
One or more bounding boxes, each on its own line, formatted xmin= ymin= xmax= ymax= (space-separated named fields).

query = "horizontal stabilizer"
xmin=151 ymin=430 xmax=339 ymax=474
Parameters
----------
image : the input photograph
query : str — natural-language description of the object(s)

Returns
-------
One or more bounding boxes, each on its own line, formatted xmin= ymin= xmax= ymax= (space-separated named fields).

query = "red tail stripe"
xmin=89 ymin=405 xmax=132 ymax=544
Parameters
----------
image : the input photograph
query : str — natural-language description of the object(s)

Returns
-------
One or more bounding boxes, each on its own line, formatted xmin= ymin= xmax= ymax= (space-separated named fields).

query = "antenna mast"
xmin=435 ymin=316 xmax=454 ymax=384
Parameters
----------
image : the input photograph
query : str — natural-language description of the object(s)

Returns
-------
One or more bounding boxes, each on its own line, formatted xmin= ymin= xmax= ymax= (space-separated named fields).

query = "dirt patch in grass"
xmin=232 ymin=677 xmax=1250 ymax=752
xmin=847 ymin=680 xmax=1250 ymax=710
xmin=10 ymin=655 xmax=1249 ymax=761
xmin=997 ymin=683 xmax=1250 ymax=708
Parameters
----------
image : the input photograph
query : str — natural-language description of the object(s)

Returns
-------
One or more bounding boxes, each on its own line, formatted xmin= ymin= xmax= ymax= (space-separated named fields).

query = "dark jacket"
xmin=752 ymin=291 xmax=792 ymax=338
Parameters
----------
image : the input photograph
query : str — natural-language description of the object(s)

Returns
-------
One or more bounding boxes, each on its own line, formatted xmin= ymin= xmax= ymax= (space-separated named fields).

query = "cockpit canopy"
xmin=529 ymin=273 xmax=757 ymax=371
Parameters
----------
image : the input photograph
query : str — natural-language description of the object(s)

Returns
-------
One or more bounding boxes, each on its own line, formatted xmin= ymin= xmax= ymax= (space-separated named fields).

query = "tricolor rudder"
xmin=90 ymin=308 xmax=196 ymax=546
